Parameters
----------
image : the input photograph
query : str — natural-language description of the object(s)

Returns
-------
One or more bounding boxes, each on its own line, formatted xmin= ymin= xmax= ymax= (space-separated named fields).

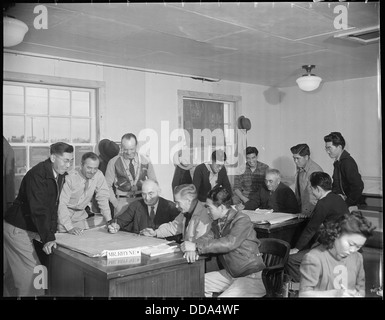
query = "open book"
xmin=141 ymin=242 xmax=180 ymax=257
xmin=242 ymin=210 xmax=299 ymax=225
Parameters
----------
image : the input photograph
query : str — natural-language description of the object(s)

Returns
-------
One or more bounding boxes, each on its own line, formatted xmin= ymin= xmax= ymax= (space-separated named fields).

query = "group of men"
xmin=3 ymin=130 xmax=364 ymax=297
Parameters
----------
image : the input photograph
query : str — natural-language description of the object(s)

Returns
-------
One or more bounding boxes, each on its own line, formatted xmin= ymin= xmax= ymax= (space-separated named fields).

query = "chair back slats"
xmin=258 ymin=238 xmax=291 ymax=297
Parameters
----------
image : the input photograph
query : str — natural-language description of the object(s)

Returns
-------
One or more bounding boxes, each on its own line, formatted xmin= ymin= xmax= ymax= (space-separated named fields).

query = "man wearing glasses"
xmin=105 ymin=133 xmax=157 ymax=218
xmin=4 ymin=142 xmax=74 ymax=296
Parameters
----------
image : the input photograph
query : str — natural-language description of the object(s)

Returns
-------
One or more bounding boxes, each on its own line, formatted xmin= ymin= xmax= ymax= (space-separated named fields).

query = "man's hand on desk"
xmin=107 ymin=223 xmax=120 ymax=234
xmin=180 ymin=241 xmax=196 ymax=252
xmin=235 ymin=203 xmax=245 ymax=211
xmin=43 ymin=241 xmax=57 ymax=255
xmin=140 ymin=228 xmax=156 ymax=237
xmin=68 ymin=227 xmax=84 ymax=236
xmin=290 ymin=248 xmax=299 ymax=255
xmin=183 ymin=251 xmax=199 ymax=263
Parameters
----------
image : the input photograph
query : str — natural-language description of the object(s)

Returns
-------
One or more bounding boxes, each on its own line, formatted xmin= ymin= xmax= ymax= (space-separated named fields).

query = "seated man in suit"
xmin=192 ymin=149 xmax=232 ymax=203
xmin=284 ymin=171 xmax=349 ymax=282
xmin=141 ymin=184 xmax=212 ymax=242
xmin=107 ymin=179 xmax=179 ymax=235
xmin=245 ymin=168 xmax=300 ymax=213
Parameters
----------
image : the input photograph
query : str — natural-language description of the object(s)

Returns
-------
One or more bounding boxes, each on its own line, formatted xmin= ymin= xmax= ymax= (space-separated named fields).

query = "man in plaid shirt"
xmin=233 ymin=146 xmax=269 ymax=210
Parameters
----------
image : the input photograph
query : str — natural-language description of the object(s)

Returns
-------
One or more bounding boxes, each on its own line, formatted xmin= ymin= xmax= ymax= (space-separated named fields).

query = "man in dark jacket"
xmin=284 ymin=172 xmax=349 ymax=282
xmin=3 ymin=142 xmax=74 ymax=296
xmin=192 ymin=149 xmax=232 ymax=202
xmin=108 ymin=179 xmax=179 ymax=235
xmin=245 ymin=168 xmax=300 ymax=213
xmin=324 ymin=131 xmax=364 ymax=210
xmin=181 ymin=185 xmax=266 ymax=297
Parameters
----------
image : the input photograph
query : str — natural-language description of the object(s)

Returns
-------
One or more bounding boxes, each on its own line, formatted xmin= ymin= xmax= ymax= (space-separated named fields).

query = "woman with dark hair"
xmin=180 ymin=185 xmax=266 ymax=297
xmin=299 ymin=211 xmax=375 ymax=297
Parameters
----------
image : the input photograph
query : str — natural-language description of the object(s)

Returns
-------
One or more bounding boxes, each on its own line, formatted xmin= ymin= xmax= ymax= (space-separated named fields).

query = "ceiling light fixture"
xmin=296 ymin=65 xmax=322 ymax=92
xmin=3 ymin=16 xmax=29 ymax=47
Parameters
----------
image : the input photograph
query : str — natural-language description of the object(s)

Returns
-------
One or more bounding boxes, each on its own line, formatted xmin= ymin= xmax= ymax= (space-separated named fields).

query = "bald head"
xmin=141 ymin=179 xmax=160 ymax=206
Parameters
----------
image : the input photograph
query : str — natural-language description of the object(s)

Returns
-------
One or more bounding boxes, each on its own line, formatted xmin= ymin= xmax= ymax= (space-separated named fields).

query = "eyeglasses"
xmin=56 ymin=155 xmax=74 ymax=164
xmin=325 ymin=146 xmax=335 ymax=151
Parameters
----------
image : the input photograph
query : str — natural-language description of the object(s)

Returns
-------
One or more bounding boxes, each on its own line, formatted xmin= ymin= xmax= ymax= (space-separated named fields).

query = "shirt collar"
xmin=52 ymin=169 xmax=58 ymax=179
xmin=148 ymin=199 xmax=159 ymax=212
xmin=319 ymin=190 xmax=332 ymax=200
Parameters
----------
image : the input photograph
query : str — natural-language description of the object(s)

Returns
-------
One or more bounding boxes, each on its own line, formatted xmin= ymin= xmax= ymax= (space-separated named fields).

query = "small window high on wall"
xmin=178 ymin=90 xmax=242 ymax=179
xmin=3 ymin=81 xmax=97 ymax=196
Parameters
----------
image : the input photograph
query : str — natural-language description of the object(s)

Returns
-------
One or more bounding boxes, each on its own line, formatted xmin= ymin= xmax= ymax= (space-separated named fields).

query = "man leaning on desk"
xmin=57 ymin=152 xmax=112 ymax=235
xmin=238 ymin=168 xmax=300 ymax=213
xmin=107 ymin=179 xmax=179 ymax=236
xmin=140 ymin=184 xmax=212 ymax=242
xmin=105 ymin=133 xmax=157 ymax=218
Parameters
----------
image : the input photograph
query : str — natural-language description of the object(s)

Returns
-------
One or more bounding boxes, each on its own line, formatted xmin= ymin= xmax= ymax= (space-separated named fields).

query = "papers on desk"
xmin=242 ymin=209 xmax=299 ymax=225
xmin=141 ymin=242 xmax=180 ymax=257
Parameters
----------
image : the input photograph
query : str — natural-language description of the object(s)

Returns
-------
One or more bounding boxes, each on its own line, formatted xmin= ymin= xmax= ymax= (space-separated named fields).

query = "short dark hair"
xmin=207 ymin=185 xmax=232 ymax=208
xmin=211 ymin=149 xmax=227 ymax=162
xmin=290 ymin=143 xmax=310 ymax=156
xmin=174 ymin=184 xmax=197 ymax=201
xmin=324 ymin=132 xmax=345 ymax=149
xmin=121 ymin=133 xmax=137 ymax=145
xmin=309 ymin=171 xmax=332 ymax=191
xmin=318 ymin=211 xmax=375 ymax=249
xmin=246 ymin=146 xmax=259 ymax=157
xmin=50 ymin=142 xmax=74 ymax=155
xmin=81 ymin=152 xmax=100 ymax=164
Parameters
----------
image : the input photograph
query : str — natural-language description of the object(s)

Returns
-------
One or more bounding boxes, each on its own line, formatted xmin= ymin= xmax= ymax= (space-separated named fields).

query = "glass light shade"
xmin=3 ymin=16 xmax=29 ymax=47
xmin=296 ymin=75 xmax=322 ymax=92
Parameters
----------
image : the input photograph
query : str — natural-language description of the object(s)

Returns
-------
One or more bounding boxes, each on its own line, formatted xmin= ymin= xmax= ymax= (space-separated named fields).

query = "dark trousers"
xmin=284 ymin=249 xmax=311 ymax=283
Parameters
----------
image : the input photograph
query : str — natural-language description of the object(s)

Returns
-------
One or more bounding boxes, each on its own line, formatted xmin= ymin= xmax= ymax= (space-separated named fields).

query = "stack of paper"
xmin=242 ymin=210 xmax=299 ymax=225
xmin=141 ymin=242 xmax=180 ymax=257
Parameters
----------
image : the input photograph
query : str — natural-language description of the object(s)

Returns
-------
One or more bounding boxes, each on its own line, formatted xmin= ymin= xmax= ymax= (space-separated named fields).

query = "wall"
xmin=4 ymin=52 xmax=382 ymax=201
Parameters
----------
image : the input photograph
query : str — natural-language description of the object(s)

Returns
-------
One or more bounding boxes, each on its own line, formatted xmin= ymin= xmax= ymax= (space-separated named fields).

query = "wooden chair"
xmin=259 ymin=238 xmax=290 ymax=297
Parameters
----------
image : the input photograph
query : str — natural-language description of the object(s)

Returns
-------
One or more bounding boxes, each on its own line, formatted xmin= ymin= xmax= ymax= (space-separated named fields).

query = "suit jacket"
xmin=253 ymin=182 xmax=300 ymax=213
xmin=295 ymin=192 xmax=349 ymax=250
xmin=115 ymin=197 xmax=180 ymax=234
xmin=193 ymin=163 xmax=232 ymax=202
xmin=4 ymin=158 xmax=66 ymax=244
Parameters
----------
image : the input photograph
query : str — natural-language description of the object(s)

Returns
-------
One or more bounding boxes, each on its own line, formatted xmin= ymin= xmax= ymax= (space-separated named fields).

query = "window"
xmin=178 ymin=90 xmax=242 ymax=180
xmin=3 ymin=81 xmax=97 ymax=196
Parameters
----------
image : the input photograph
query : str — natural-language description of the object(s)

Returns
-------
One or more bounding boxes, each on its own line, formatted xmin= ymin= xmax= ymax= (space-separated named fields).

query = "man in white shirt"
xmin=57 ymin=152 xmax=111 ymax=234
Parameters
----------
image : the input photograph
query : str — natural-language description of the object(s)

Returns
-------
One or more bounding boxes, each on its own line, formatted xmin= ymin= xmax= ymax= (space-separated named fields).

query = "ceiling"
xmin=4 ymin=2 xmax=381 ymax=88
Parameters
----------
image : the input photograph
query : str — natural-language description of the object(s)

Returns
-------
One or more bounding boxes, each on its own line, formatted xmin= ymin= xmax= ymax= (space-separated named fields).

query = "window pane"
xmin=72 ymin=119 xmax=90 ymax=143
xmin=30 ymin=146 xmax=50 ymax=168
xmin=3 ymin=116 xmax=25 ymax=143
xmin=26 ymin=87 xmax=48 ymax=114
xmin=3 ymin=85 xmax=24 ymax=114
xmin=26 ymin=116 xmax=49 ymax=143
xmin=50 ymin=117 xmax=70 ymax=143
xmin=50 ymin=89 xmax=70 ymax=115
xmin=13 ymin=146 xmax=27 ymax=174
xmin=72 ymin=91 xmax=90 ymax=117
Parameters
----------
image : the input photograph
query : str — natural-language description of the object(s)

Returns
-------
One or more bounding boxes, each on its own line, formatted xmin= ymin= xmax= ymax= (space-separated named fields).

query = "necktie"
xmin=84 ymin=179 xmax=89 ymax=194
xmin=296 ymin=170 xmax=301 ymax=200
xmin=129 ymin=159 xmax=136 ymax=180
xmin=150 ymin=206 xmax=155 ymax=220
xmin=56 ymin=175 xmax=65 ymax=203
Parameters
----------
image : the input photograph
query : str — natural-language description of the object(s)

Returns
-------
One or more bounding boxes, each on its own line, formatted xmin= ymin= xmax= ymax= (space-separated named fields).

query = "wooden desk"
xmin=253 ymin=218 xmax=307 ymax=247
xmin=48 ymin=246 xmax=205 ymax=297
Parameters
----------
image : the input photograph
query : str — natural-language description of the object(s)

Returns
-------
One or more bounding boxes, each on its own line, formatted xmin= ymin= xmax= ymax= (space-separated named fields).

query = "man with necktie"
xmin=3 ymin=142 xmax=74 ymax=296
xmin=105 ymin=133 xmax=157 ymax=218
xmin=57 ymin=152 xmax=111 ymax=235
xmin=290 ymin=143 xmax=323 ymax=216
xmin=107 ymin=179 xmax=179 ymax=236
